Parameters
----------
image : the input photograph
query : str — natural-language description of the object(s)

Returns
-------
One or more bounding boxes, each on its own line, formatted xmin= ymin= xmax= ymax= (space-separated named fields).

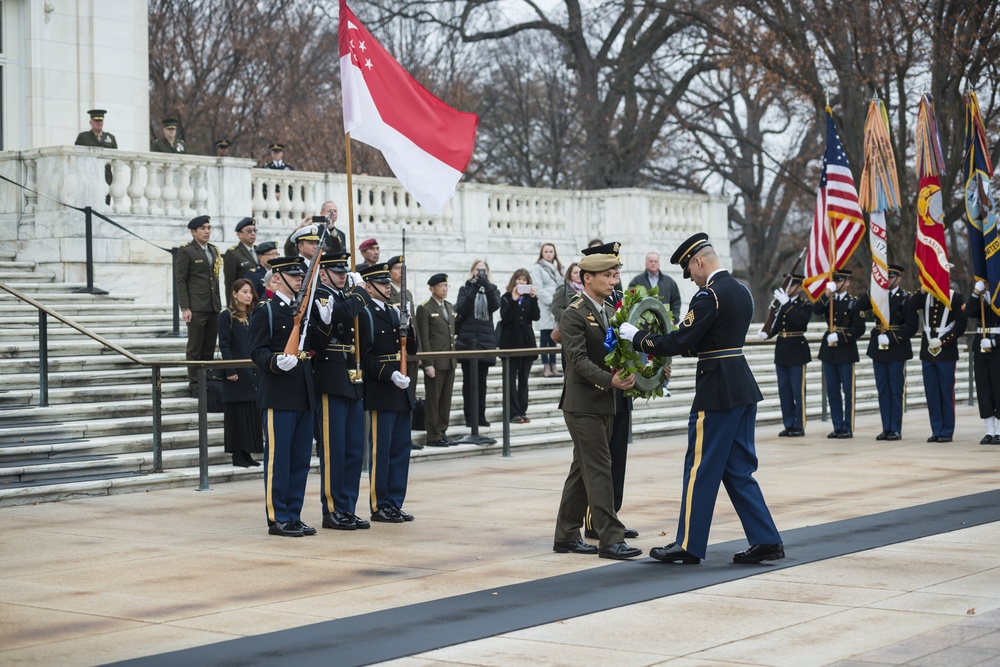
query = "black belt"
xmin=698 ymin=348 xmax=743 ymax=360
xmin=375 ymin=353 xmax=400 ymax=362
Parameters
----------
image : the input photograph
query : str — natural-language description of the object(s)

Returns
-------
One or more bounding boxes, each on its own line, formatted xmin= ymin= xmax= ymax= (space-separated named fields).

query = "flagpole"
xmin=345 ymin=131 xmax=364 ymax=382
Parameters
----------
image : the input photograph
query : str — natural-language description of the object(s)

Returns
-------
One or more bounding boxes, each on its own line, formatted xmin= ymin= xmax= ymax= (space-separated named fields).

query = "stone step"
xmin=0 ymin=270 xmax=56 ymax=282
xmin=0 ymin=366 xmax=190 ymax=390
xmin=0 ymin=424 xmax=224 ymax=464
xmin=0 ymin=260 xmax=40 ymax=271
xmin=0 ymin=352 xmax=184 ymax=374
xmin=0 ymin=397 xmax=220 ymax=437
xmin=0 ymin=303 xmax=158 ymax=316
xmin=0 ymin=291 xmax=140 ymax=302
xmin=2 ymin=314 xmax=176 ymax=328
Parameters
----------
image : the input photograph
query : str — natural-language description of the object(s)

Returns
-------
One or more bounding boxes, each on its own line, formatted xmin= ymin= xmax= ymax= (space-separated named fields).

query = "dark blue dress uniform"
xmin=907 ymin=291 xmax=967 ymax=442
xmin=966 ymin=289 xmax=1000 ymax=443
xmin=358 ymin=263 xmax=418 ymax=521
xmin=311 ymin=256 xmax=369 ymax=528
xmin=856 ymin=276 xmax=918 ymax=439
xmin=248 ymin=257 xmax=317 ymax=536
xmin=630 ymin=235 xmax=780 ymax=561
xmin=813 ymin=274 xmax=866 ymax=437
xmin=762 ymin=285 xmax=812 ymax=436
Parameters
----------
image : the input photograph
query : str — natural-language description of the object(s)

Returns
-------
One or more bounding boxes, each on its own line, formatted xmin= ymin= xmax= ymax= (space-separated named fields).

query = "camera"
xmin=476 ymin=268 xmax=487 ymax=280
xmin=516 ymin=284 xmax=532 ymax=295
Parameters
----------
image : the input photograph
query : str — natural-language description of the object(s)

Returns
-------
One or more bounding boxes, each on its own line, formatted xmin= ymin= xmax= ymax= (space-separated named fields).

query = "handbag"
xmin=411 ymin=397 xmax=426 ymax=431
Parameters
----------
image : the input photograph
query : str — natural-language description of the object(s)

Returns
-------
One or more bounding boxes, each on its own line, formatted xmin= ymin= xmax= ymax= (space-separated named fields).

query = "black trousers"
xmin=508 ymin=357 xmax=531 ymax=417
xmin=460 ymin=359 xmax=490 ymax=425
xmin=974 ymin=350 xmax=1000 ymax=419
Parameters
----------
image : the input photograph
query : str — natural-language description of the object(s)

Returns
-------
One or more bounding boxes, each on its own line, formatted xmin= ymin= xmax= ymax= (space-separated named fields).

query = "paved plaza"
xmin=2 ymin=404 xmax=999 ymax=667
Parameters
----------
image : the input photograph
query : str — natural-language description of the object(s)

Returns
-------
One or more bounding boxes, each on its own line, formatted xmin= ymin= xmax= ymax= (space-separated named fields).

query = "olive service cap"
xmin=161 ymin=117 xmax=179 ymax=129
xmin=578 ymin=254 xmax=620 ymax=272
xmin=213 ymin=138 xmax=231 ymax=149
xmin=386 ymin=255 xmax=403 ymax=268
xmin=87 ymin=109 xmax=107 ymax=120
xmin=581 ymin=241 xmax=621 ymax=258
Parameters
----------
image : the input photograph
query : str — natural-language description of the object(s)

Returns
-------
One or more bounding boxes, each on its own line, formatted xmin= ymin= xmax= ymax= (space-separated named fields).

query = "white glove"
xmin=276 ymin=354 xmax=299 ymax=371
xmin=757 ymin=329 xmax=768 ymax=340
xmin=982 ymin=339 xmax=993 ymax=351
xmin=319 ymin=298 xmax=334 ymax=325
xmin=390 ymin=370 xmax=411 ymax=389
xmin=928 ymin=337 xmax=943 ymax=350
xmin=826 ymin=281 xmax=837 ymax=293
xmin=348 ymin=272 xmax=364 ymax=288
xmin=976 ymin=280 xmax=987 ymax=294
xmin=827 ymin=332 xmax=839 ymax=345
xmin=618 ymin=322 xmax=639 ymax=343
xmin=773 ymin=288 xmax=789 ymax=305
xmin=878 ymin=334 xmax=890 ymax=346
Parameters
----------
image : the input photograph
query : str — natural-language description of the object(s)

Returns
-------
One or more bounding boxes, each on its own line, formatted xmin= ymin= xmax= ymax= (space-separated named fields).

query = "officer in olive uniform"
xmin=813 ymin=270 xmax=866 ymax=438
xmin=248 ymin=256 xmax=317 ymax=537
xmin=246 ymin=241 xmax=278 ymax=299
xmin=414 ymin=273 xmax=458 ymax=447
xmin=759 ymin=272 xmax=812 ymax=437
xmin=579 ymin=242 xmax=638 ymax=542
xmin=214 ymin=139 xmax=231 ymax=156
xmin=908 ymin=287 xmax=967 ymax=442
xmin=553 ymin=248 xmax=642 ymax=561
xmin=967 ymin=282 xmax=1000 ymax=444
xmin=174 ymin=215 xmax=222 ymax=396
xmin=358 ymin=262 xmax=418 ymax=523
xmin=620 ymin=232 xmax=783 ymax=565
xmin=151 ymin=117 xmax=186 ymax=153
xmin=223 ymin=217 xmax=258 ymax=297
xmin=312 ymin=252 xmax=370 ymax=530
xmin=74 ymin=109 xmax=118 ymax=149
xmin=855 ymin=264 xmax=918 ymax=440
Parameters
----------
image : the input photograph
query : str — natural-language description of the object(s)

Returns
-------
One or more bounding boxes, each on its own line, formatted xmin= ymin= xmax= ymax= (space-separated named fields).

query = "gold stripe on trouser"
xmin=799 ymin=367 xmax=807 ymax=431
xmin=321 ymin=394 xmax=335 ymax=514
xmin=265 ymin=408 xmax=277 ymax=523
xmin=902 ymin=361 xmax=907 ymax=416
xmin=681 ymin=411 xmax=705 ymax=553
xmin=369 ymin=409 xmax=379 ymax=512
xmin=850 ymin=366 xmax=856 ymax=431
xmin=584 ymin=506 xmax=593 ymax=531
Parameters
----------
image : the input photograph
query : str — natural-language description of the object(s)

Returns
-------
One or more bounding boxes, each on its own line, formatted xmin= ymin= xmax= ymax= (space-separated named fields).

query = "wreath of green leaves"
xmin=605 ymin=285 xmax=673 ymax=399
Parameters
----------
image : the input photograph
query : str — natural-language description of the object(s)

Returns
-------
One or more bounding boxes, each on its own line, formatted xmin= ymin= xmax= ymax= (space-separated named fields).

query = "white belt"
xmin=977 ymin=327 xmax=1000 ymax=334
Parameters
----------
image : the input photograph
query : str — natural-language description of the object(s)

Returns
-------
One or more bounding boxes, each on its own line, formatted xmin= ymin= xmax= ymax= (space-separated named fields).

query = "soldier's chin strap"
xmin=371 ymin=281 xmax=391 ymax=303
xmin=278 ymin=273 xmax=298 ymax=296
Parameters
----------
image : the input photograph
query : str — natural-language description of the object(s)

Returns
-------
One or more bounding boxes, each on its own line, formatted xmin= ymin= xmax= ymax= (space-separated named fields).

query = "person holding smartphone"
xmin=499 ymin=269 xmax=540 ymax=423
xmin=454 ymin=260 xmax=502 ymax=428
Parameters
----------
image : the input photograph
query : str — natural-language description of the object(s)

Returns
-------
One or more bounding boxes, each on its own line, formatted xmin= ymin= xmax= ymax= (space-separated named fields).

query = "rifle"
xmin=282 ymin=224 xmax=330 ymax=357
xmin=399 ymin=228 xmax=410 ymax=374
xmin=760 ymin=247 xmax=807 ymax=337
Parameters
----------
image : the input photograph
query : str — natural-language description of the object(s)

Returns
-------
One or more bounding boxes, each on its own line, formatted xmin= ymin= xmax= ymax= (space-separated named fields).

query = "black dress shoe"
xmin=189 ymin=386 xmax=199 ymax=399
xmin=786 ymin=429 xmax=805 ymax=437
xmin=584 ymin=528 xmax=598 ymax=540
xmin=397 ymin=508 xmax=414 ymax=522
xmin=836 ymin=431 xmax=853 ymax=439
xmin=293 ymin=521 xmax=317 ymax=536
xmin=885 ymin=431 xmax=901 ymax=441
xmin=322 ymin=511 xmax=357 ymax=530
xmin=981 ymin=434 xmax=995 ymax=445
xmin=927 ymin=435 xmax=940 ymax=443
xmin=268 ymin=521 xmax=304 ymax=537
xmin=426 ymin=439 xmax=451 ymax=447
xmin=371 ymin=507 xmax=404 ymax=523
xmin=599 ymin=542 xmax=643 ymax=560
xmin=733 ymin=543 xmax=784 ymax=564
xmin=993 ymin=434 xmax=1000 ymax=445
xmin=778 ymin=429 xmax=789 ymax=437
xmin=827 ymin=430 xmax=840 ymax=439
xmin=936 ymin=436 xmax=952 ymax=443
xmin=411 ymin=442 xmax=424 ymax=450
xmin=554 ymin=539 xmax=599 ymax=555
xmin=624 ymin=527 xmax=639 ymax=539
xmin=649 ymin=542 xmax=700 ymax=564
xmin=248 ymin=456 xmax=261 ymax=467
xmin=348 ymin=513 xmax=371 ymax=529
xmin=479 ymin=419 xmax=491 ymax=427
xmin=232 ymin=451 xmax=252 ymax=468
xmin=875 ymin=431 xmax=888 ymax=441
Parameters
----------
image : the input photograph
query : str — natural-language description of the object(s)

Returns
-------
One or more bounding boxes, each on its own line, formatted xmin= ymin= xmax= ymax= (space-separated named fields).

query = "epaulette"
xmin=228 ymin=244 xmax=239 ymax=251
xmin=570 ymin=299 xmax=585 ymax=309
xmin=569 ymin=292 xmax=583 ymax=300
xmin=419 ymin=298 xmax=430 ymax=307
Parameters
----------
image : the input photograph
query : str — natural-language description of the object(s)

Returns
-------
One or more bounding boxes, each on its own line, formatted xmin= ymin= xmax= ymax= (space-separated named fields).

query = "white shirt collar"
xmin=705 ymin=268 xmax=725 ymax=285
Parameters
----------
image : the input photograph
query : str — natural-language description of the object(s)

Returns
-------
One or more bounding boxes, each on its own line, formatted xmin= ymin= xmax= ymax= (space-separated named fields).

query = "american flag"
xmin=803 ymin=109 xmax=866 ymax=300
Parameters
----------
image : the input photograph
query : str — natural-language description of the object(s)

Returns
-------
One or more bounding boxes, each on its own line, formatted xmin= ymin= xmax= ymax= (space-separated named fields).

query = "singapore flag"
xmin=339 ymin=0 xmax=479 ymax=215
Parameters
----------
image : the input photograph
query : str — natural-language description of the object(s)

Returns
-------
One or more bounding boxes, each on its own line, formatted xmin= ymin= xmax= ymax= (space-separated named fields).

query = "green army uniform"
xmin=414 ymin=279 xmax=457 ymax=445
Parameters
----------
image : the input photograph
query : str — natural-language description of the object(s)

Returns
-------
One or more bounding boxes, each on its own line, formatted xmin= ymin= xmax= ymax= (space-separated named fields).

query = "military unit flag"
xmin=914 ymin=94 xmax=951 ymax=307
xmin=963 ymin=91 xmax=1000 ymax=315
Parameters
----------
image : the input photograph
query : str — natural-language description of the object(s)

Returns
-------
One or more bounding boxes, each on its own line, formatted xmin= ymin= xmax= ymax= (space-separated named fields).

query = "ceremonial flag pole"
xmin=914 ymin=94 xmax=951 ymax=306
xmin=963 ymin=91 xmax=1000 ymax=319
xmin=858 ymin=96 xmax=902 ymax=342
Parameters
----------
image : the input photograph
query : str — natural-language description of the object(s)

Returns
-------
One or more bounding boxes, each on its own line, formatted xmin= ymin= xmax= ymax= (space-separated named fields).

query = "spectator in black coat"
xmin=218 ymin=278 xmax=263 ymax=467
xmin=499 ymin=269 xmax=540 ymax=423
xmin=454 ymin=259 xmax=501 ymax=427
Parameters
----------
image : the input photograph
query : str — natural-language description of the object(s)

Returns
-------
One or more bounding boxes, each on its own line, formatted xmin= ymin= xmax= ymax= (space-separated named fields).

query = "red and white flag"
xmin=339 ymin=1 xmax=479 ymax=215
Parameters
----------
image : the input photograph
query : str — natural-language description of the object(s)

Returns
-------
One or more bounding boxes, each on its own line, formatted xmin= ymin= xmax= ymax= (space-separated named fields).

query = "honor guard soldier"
xmin=856 ymin=264 xmax=918 ymax=440
xmin=358 ymin=262 xmax=418 ymax=523
xmin=577 ymin=242 xmax=638 ymax=542
xmin=175 ymin=215 xmax=222 ymax=397
xmin=813 ymin=270 xmax=866 ymax=438
xmin=263 ymin=143 xmax=294 ymax=171
xmin=908 ymin=287 xmax=967 ymax=442
xmin=758 ymin=272 xmax=812 ymax=437
xmin=223 ymin=217 xmax=258 ymax=296
xmin=415 ymin=273 xmax=459 ymax=447
xmin=967 ymin=281 xmax=1000 ymax=444
xmin=74 ymin=109 xmax=118 ymax=148
xmin=620 ymin=232 xmax=783 ymax=565
xmin=152 ymin=117 xmax=186 ymax=153
xmin=246 ymin=241 xmax=278 ymax=299
xmin=248 ymin=256 xmax=317 ymax=537
xmin=214 ymin=138 xmax=231 ymax=157
xmin=552 ymin=246 xmax=640 ymax=560
xmin=312 ymin=252 xmax=371 ymax=530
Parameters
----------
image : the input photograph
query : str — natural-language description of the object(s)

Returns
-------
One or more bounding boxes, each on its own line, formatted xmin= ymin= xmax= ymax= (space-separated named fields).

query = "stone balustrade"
xmin=0 ymin=146 xmax=728 ymax=305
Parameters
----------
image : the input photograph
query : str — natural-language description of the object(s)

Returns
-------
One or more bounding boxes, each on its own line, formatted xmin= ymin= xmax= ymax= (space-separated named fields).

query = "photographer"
xmin=454 ymin=260 xmax=502 ymax=428
xmin=499 ymin=269 xmax=540 ymax=423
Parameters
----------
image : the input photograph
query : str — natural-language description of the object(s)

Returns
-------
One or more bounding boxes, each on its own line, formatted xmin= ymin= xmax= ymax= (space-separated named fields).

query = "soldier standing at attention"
xmin=151 ymin=117 xmax=186 ymax=153
xmin=552 ymin=247 xmax=641 ymax=561
xmin=214 ymin=139 xmax=231 ymax=157
xmin=223 ymin=217 xmax=258 ymax=297
xmin=312 ymin=252 xmax=370 ymax=530
xmin=74 ymin=109 xmax=118 ymax=148
xmin=174 ymin=215 xmax=222 ymax=398
xmin=619 ymin=232 xmax=783 ymax=565
xmin=855 ymin=264 xmax=918 ymax=441
xmin=967 ymin=282 xmax=1000 ymax=444
xmin=813 ymin=270 xmax=866 ymax=439
xmin=415 ymin=273 xmax=458 ymax=447
xmin=358 ymin=262 xmax=418 ymax=523
xmin=907 ymin=286 xmax=967 ymax=443
xmin=248 ymin=256 xmax=317 ymax=537
xmin=758 ymin=272 xmax=812 ymax=437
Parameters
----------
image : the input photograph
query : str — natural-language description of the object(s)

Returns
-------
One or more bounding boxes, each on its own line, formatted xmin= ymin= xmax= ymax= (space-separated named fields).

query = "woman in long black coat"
xmin=454 ymin=259 xmax=502 ymax=428
xmin=218 ymin=278 xmax=263 ymax=467
xmin=498 ymin=268 xmax=540 ymax=423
